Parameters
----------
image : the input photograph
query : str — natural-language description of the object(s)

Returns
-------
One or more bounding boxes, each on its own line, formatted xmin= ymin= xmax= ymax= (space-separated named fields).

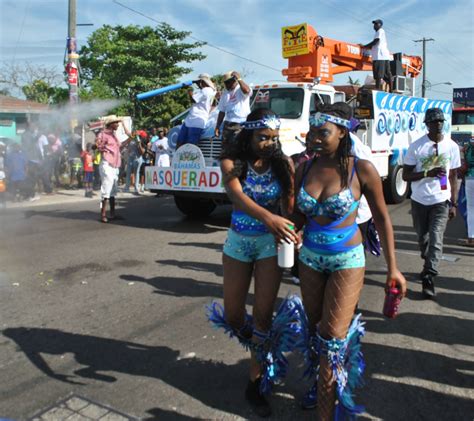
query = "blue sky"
xmin=0 ymin=0 xmax=472 ymax=101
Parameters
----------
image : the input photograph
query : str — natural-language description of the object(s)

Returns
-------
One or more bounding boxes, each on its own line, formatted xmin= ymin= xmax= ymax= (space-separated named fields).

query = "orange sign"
xmin=282 ymin=23 xmax=310 ymax=58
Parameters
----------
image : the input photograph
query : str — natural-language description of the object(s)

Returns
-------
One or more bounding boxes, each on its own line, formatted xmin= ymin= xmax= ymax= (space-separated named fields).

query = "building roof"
xmin=0 ymin=95 xmax=50 ymax=114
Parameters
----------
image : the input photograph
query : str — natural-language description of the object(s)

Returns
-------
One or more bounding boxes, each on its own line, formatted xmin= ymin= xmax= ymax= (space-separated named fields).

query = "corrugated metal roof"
xmin=0 ymin=95 xmax=50 ymax=114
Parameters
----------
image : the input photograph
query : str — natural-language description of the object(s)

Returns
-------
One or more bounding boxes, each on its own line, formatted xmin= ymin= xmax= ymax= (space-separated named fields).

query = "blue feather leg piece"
xmin=253 ymin=295 xmax=307 ymax=394
xmin=205 ymin=301 xmax=253 ymax=351
xmin=318 ymin=314 xmax=366 ymax=420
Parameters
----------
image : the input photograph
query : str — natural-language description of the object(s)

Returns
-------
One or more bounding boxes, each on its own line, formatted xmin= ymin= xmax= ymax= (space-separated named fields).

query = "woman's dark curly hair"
xmin=314 ymin=102 xmax=353 ymax=188
xmin=220 ymin=108 xmax=294 ymax=198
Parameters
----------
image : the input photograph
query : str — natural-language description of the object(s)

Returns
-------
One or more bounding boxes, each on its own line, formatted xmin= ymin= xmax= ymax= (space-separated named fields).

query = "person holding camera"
xmin=176 ymin=74 xmax=216 ymax=148
xmin=214 ymin=71 xmax=252 ymax=150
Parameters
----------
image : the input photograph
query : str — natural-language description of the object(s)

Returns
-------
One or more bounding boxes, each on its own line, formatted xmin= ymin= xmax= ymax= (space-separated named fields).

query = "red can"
xmin=383 ymin=281 xmax=402 ymax=318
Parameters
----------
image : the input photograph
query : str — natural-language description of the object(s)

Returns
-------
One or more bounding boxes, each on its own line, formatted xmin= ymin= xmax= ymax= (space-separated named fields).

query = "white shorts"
xmin=156 ymin=154 xmax=170 ymax=167
xmin=100 ymin=160 xmax=119 ymax=199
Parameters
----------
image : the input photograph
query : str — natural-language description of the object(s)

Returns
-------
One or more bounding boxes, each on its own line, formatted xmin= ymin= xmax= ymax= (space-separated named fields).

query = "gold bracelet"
xmin=423 ymin=170 xmax=428 ymax=178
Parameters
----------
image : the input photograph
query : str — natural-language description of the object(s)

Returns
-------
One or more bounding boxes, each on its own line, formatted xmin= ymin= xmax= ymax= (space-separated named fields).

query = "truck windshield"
xmin=251 ymin=88 xmax=304 ymax=119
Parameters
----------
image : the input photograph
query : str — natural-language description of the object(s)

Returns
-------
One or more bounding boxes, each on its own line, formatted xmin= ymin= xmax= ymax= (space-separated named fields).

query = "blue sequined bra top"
xmin=297 ymin=158 xmax=361 ymax=254
xmin=231 ymin=165 xmax=282 ymax=235
xmin=297 ymin=160 xmax=359 ymax=219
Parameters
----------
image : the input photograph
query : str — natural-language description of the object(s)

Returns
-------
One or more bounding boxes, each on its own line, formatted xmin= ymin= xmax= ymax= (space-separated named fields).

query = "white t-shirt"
xmin=217 ymin=85 xmax=253 ymax=123
xmin=351 ymin=133 xmax=376 ymax=224
xmin=404 ymin=134 xmax=461 ymax=205
xmin=151 ymin=137 xmax=170 ymax=167
xmin=184 ymin=87 xmax=215 ymax=129
xmin=371 ymin=28 xmax=391 ymax=61
xmin=37 ymin=135 xmax=49 ymax=159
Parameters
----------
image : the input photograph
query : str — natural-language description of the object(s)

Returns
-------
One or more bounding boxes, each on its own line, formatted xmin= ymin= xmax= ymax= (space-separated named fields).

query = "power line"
xmin=112 ymin=0 xmax=281 ymax=73
xmin=12 ymin=0 xmax=32 ymax=63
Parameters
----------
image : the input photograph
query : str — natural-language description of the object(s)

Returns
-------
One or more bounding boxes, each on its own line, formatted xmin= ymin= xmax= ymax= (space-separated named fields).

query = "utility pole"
xmin=414 ymin=37 xmax=434 ymax=98
xmin=66 ymin=0 xmax=79 ymax=131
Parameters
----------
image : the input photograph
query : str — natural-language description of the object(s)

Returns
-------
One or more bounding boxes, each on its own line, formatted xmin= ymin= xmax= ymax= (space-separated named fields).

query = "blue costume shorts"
xmin=223 ymin=229 xmax=277 ymax=263
xmin=299 ymin=243 xmax=365 ymax=274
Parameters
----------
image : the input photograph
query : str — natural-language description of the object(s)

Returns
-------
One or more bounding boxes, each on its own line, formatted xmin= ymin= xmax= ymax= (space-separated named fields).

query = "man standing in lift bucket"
xmin=361 ymin=19 xmax=393 ymax=92
xmin=214 ymin=70 xmax=252 ymax=151
xmin=402 ymin=108 xmax=461 ymax=298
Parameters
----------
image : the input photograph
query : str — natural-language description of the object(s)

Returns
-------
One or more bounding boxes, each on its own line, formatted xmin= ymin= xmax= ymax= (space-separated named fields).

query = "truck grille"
xmin=198 ymin=138 xmax=222 ymax=166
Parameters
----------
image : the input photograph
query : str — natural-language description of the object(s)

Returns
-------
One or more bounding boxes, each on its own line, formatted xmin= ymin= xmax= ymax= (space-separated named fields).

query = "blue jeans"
xmin=125 ymin=156 xmax=142 ymax=190
xmin=411 ymin=199 xmax=449 ymax=276
xmin=176 ymin=123 xmax=204 ymax=147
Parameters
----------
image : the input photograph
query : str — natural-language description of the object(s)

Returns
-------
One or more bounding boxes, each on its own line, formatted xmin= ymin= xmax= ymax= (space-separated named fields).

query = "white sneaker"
xmin=28 ymin=195 xmax=40 ymax=202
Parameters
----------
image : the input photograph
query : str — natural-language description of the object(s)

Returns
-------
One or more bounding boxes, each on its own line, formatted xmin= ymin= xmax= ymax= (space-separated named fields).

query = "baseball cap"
xmin=424 ymin=108 xmax=445 ymax=123
xmin=372 ymin=19 xmax=383 ymax=25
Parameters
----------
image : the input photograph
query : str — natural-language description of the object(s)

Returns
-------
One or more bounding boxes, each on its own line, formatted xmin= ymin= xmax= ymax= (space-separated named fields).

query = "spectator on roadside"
xmin=150 ymin=127 xmax=159 ymax=144
xmin=176 ymin=74 xmax=216 ymax=148
xmin=66 ymin=131 xmax=83 ymax=189
xmin=81 ymin=143 xmax=94 ymax=198
xmin=137 ymin=132 xmax=154 ymax=193
xmin=458 ymin=136 xmax=474 ymax=247
xmin=0 ymin=142 xmax=5 ymax=207
xmin=5 ymin=142 xmax=28 ymax=201
xmin=214 ymin=70 xmax=252 ymax=150
xmin=361 ymin=19 xmax=392 ymax=92
xmin=96 ymin=115 xmax=133 ymax=223
xmin=37 ymin=129 xmax=53 ymax=195
xmin=124 ymin=131 xmax=143 ymax=194
xmin=151 ymin=128 xmax=171 ymax=167
xmin=92 ymin=130 xmax=102 ymax=191
xmin=48 ymin=133 xmax=62 ymax=187
xmin=402 ymin=108 xmax=461 ymax=298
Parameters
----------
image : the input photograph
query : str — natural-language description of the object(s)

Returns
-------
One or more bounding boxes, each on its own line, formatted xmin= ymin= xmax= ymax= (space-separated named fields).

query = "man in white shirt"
xmin=214 ymin=71 xmax=252 ymax=150
xmin=361 ymin=19 xmax=392 ymax=92
xmin=403 ymin=108 xmax=461 ymax=298
xmin=176 ymin=73 xmax=216 ymax=148
xmin=151 ymin=128 xmax=171 ymax=167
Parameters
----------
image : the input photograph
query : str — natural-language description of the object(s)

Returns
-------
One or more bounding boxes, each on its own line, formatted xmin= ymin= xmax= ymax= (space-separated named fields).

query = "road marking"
xmin=371 ymin=373 xmax=472 ymax=399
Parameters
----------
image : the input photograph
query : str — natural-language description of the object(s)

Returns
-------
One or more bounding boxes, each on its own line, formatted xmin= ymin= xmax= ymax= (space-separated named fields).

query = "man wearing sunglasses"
xmin=214 ymin=71 xmax=252 ymax=150
xmin=403 ymin=108 xmax=461 ymax=298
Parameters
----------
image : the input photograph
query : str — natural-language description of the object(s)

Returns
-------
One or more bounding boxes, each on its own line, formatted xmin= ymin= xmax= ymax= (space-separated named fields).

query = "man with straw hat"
xmin=96 ymin=115 xmax=133 ymax=223
xmin=176 ymin=74 xmax=216 ymax=148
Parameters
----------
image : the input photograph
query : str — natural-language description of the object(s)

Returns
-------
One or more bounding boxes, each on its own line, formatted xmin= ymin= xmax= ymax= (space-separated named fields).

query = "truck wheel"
xmin=174 ymin=196 xmax=216 ymax=218
xmin=383 ymin=164 xmax=408 ymax=204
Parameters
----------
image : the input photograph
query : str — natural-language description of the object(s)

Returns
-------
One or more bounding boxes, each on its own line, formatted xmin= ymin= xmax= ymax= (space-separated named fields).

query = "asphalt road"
xmin=0 ymin=195 xmax=473 ymax=420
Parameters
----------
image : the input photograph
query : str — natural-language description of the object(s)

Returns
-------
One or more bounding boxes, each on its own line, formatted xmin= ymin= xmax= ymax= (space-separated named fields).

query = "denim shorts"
xmin=299 ymin=244 xmax=365 ymax=274
xmin=223 ymin=229 xmax=277 ymax=263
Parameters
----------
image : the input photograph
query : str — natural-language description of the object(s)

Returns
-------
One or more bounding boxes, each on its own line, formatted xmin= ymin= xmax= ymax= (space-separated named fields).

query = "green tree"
xmin=79 ymin=24 xmax=206 ymax=127
xmin=22 ymin=79 xmax=68 ymax=104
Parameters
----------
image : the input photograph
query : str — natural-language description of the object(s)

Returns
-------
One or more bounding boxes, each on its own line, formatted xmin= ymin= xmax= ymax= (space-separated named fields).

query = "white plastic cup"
xmin=278 ymin=239 xmax=295 ymax=268
xmin=278 ymin=224 xmax=295 ymax=268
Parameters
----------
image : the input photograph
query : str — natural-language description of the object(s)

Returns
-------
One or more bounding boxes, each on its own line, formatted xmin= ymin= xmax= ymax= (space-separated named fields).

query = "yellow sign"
xmin=282 ymin=23 xmax=310 ymax=58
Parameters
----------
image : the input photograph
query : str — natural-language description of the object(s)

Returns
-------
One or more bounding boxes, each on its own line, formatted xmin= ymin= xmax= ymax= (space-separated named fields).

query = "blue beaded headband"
xmin=241 ymin=114 xmax=281 ymax=130
xmin=309 ymin=112 xmax=351 ymax=129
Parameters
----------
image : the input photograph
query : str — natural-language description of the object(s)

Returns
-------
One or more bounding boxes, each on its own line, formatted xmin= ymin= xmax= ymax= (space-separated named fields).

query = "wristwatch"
xmin=449 ymin=202 xmax=458 ymax=208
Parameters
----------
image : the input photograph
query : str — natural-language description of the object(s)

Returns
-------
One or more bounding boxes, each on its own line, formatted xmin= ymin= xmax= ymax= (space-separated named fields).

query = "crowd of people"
xmin=0 ymin=121 xmax=171 ymax=206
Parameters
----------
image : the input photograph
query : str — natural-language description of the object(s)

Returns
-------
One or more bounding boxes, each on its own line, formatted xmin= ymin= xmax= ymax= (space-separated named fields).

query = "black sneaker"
xmin=422 ymin=274 xmax=436 ymax=298
xmin=245 ymin=378 xmax=272 ymax=418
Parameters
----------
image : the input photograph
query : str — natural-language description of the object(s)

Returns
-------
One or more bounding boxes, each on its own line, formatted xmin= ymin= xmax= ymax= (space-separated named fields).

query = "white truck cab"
xmin=146 ymin=82 xmax=452 ymax=217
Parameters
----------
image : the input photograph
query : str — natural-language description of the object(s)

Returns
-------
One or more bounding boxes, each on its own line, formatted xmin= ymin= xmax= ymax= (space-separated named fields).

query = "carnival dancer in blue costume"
xmin=293 ymin=103 xmax=407 ymax=420
xmin=207 ymin=108 xmax=300 ymax=417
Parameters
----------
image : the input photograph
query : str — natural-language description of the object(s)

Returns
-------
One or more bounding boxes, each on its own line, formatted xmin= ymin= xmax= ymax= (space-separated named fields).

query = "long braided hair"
xmin=220 ymin=108 xmax=294 ymax=198
xmin=315 ymin=102 xmax=353 ymax=188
